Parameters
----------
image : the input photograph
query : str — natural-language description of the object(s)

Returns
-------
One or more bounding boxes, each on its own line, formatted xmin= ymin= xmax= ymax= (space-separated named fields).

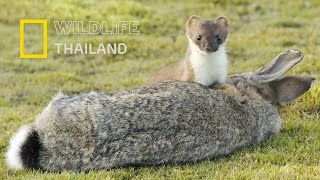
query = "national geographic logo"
xmin=19 ymin=19 xmax=140 ymax=59
xmin=20 ymin=19 xmax=47 ymax=58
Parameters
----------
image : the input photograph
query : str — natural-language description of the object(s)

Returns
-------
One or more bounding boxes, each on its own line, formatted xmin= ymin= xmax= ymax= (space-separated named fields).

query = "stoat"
xmin=147 ymin=15 xmax=230 ymax=87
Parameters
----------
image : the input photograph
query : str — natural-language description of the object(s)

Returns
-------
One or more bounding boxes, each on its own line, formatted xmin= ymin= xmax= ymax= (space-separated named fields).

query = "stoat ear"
xmin=269 ymin=76 xmax=315 ymax=104
xmin=186 ymin=15 xmax=201 ymax=30
xmin=215 ymin=16 xmax=229 ymax=28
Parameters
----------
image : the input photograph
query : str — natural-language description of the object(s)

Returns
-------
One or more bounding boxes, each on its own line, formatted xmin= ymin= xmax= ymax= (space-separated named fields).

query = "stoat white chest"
xmin=188 ymin=39 xmax=228 ymax=86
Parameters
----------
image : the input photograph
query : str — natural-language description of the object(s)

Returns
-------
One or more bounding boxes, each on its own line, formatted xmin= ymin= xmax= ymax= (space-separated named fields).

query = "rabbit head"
xmin=228 ymin=50 xmax=315 ymax=105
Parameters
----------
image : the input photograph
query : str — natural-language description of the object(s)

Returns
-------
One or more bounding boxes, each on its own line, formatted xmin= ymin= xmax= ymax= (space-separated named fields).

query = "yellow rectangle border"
xmin=20 ymin=19 xmax=47 ymax=58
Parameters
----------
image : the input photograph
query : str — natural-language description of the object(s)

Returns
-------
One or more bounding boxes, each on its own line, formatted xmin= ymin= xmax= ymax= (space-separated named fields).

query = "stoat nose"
xmin=205 ymin=45 xmax=218 ymax=52
xmin=205 ymin=47 xmax=214 ymax=52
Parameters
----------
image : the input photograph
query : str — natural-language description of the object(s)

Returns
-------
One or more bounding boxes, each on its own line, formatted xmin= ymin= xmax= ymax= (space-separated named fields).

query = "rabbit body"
xmin=32 ymin=80 xmax=280 ymax=171
xmin=6 ymin=49 xmax=313 ymax=172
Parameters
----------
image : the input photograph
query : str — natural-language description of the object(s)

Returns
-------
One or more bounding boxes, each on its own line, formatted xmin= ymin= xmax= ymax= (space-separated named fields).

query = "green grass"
xmin=0 ymin=0 xmax=319 ymax=179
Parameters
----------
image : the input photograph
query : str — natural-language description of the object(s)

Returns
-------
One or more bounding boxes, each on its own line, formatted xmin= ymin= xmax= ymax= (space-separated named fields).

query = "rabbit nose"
xmin=310 ymin=77 xmax=316 ymax=84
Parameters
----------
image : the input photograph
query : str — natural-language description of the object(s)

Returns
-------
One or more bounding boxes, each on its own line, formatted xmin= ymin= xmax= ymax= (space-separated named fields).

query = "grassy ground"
xmin=0 ymin=0 xmax=319 ymax=179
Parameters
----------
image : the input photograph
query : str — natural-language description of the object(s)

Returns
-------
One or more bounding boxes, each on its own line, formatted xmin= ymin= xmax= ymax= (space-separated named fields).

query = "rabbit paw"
xmin=213 ymin=84 xmax=239 ymax=96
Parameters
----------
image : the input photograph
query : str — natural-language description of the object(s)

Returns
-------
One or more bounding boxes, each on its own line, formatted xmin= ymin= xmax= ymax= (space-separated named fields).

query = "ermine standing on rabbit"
xmin=148 ymin=15 xmax=230 ymax=87
xmin=5 ymin=50 xmax=314 ymax=172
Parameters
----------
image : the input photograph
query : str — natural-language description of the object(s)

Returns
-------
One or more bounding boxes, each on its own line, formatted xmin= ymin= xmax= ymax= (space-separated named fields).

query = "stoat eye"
xmin=196 ymin=35 xmax=202 ymax=40
xmin=216 ymin=35 xmax=221 ymax=41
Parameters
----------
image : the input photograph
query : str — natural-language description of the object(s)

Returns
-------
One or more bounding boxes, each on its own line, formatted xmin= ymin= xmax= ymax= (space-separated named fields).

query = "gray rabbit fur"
xmin=5 ymin=50 xmax=314 ymax=172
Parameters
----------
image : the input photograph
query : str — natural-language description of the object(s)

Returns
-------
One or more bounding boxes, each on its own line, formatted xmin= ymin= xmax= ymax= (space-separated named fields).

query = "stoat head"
xmin=186 ymin=15 xmax=229 ymax=53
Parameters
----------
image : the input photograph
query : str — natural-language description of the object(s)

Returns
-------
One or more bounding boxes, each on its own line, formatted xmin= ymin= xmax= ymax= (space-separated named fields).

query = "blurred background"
xmin=0 ymin=0 xmax=319 ymax=90
xmin=0 ymin=0 xmax=319 ymax=178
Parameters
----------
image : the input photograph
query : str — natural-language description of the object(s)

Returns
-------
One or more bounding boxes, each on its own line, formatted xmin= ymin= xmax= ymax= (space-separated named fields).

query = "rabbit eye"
xmin=216 ymin=35 xmax=221 ymax=41
xmin=196 ymin=35 xmax=202 ymax=40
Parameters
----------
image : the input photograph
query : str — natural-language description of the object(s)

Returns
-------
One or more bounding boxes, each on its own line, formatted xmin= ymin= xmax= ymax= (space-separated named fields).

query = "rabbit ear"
xmin=251 ymin=50 xmax=304 ymax=83
xmin=269 ymin=76 xmax=315 ymax=104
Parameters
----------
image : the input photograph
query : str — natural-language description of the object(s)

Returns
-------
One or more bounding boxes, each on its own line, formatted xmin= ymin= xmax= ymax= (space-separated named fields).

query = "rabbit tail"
xmin=5 ymin=125 xmax=42 ymax=170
